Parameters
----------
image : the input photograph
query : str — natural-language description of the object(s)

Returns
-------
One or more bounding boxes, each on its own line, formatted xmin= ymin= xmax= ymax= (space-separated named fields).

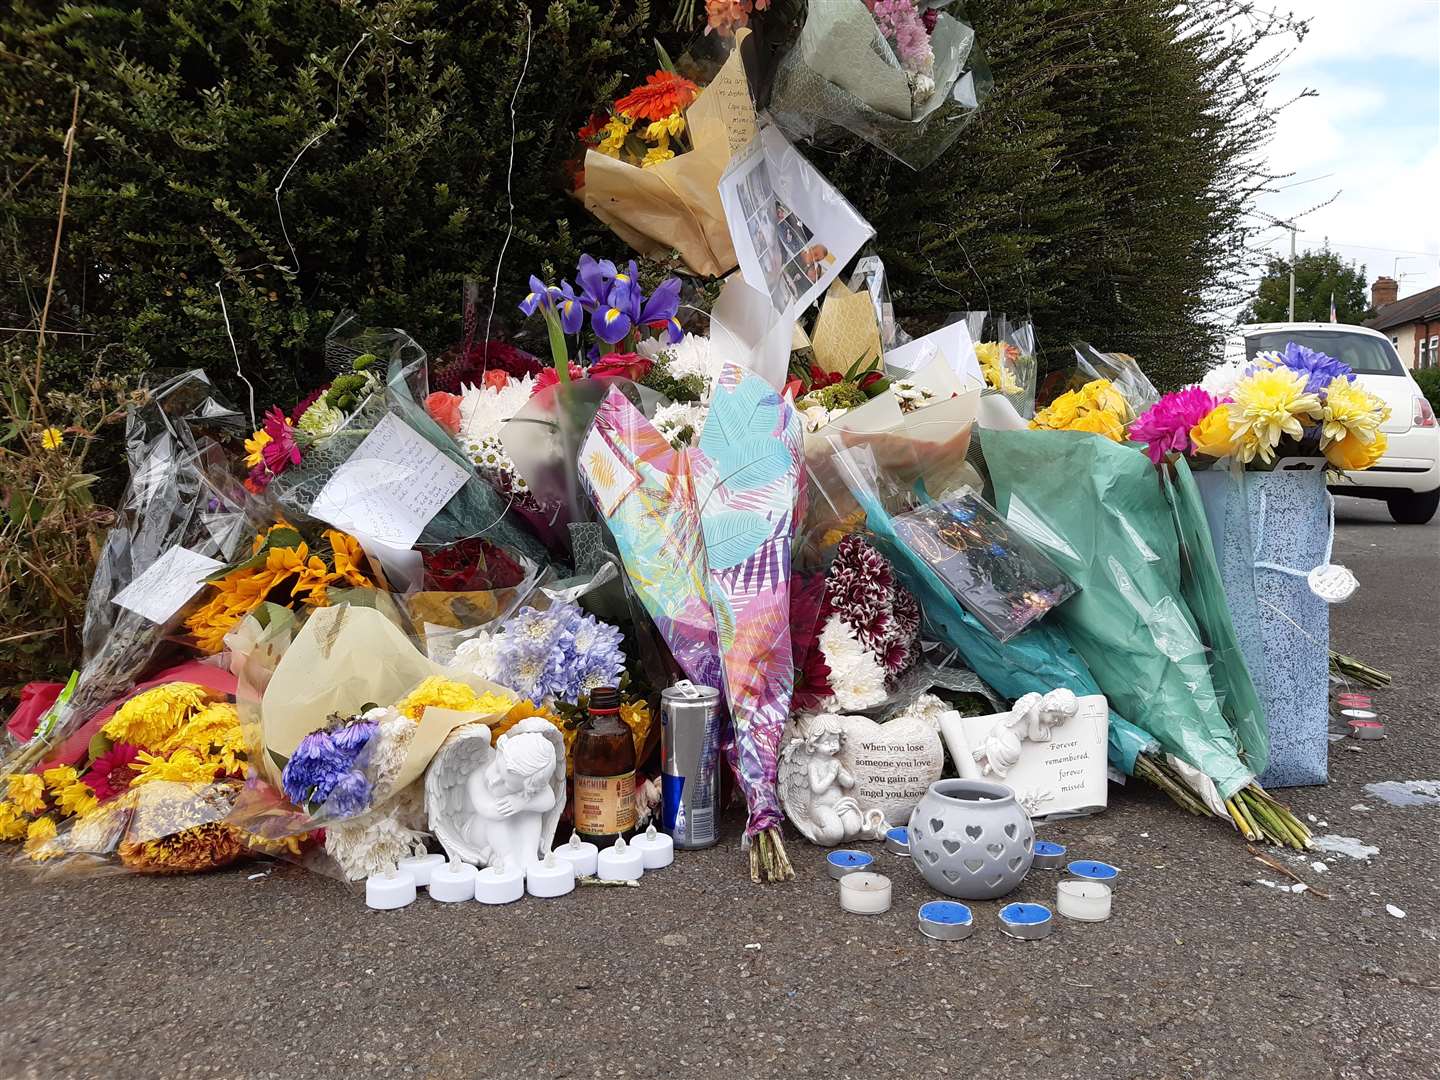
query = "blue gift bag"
xmin=1194 ymin=463 xmax=1332 ymax=788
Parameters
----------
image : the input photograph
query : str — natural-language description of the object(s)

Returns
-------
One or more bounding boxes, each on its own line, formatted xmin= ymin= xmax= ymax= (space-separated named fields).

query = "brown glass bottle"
xmin=572 ymin=686 xmax=636 ymax=845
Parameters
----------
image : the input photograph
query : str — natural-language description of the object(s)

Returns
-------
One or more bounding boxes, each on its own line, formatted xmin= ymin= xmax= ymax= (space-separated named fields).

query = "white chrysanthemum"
xmin=362 ymin=709 xmax=416 ymax=800
xmin=323 ymin=793 xmax=428 ymax=881
xmin=1199 ymin=361 xmax=1246 ymax=399
xmin=458 ymin=376 xmax=536 ymax=445
xmin=297 ymin=399 xmax=345 ymax=438
xmin=818 ymin=614 xmax=887 ymax=711
xmin=652 ymin=401 xmax=709 ymax=448
xmin=640 ymin=333 xmax=723 ymax=398
xmin=453 ymin=631 xmax=505 ymax=682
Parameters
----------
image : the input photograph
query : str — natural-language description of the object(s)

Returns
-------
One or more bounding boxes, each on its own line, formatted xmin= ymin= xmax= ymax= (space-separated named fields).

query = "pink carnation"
xmin=1128 ymin=387 xmax=1224 ymax=464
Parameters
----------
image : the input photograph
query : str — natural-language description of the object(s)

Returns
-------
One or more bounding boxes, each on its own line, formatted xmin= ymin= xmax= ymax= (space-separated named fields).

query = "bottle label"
xmin=575 ymin=771 xmax=636 ymax=834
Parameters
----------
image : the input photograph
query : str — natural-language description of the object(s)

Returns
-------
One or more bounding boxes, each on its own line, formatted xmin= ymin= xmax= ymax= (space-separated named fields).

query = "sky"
xmin=1248 ymin=0 xmax=1440 ymax=305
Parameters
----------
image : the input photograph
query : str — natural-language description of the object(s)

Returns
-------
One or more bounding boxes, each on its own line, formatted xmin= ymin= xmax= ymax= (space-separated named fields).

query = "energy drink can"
xmin=660 ymin=681 xmax=723 ymax=849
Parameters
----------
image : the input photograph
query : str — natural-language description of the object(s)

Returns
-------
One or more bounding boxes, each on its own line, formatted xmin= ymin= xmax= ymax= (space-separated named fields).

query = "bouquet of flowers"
xmin=768 ymin=0 xmax=990 ymax=168
xmin=792 ymin=534 xmax=922 ymax=712
xmin=577 ymin=42 xmax=756 ymax=277
xmin=1029 ymin=378 xmax=1134 ymax=441
xmin=184 ymin=523 xmax=377 ymax=654
xmin=1132 ymin=342 xmax=1391 ymax=471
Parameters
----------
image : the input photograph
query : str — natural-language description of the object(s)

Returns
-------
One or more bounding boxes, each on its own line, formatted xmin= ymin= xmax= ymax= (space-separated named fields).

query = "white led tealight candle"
xmin=631 ymin=824 xmax=674 ymax=870
xmin=1057 ymin=879 xmax=1112 ymax=922
xmin=428 ymin=857 xmax=478 ymax=903
xmin=397 ymin=852 xmax=446 ymax=888
xmin=839 ymin=872 xmax=892 ymax=915
xmin=554 ymin=831 xmax=599 ymax=878
xmin=365 ymin=868 xmax=417 ymax=910
xmin=474 ymin=863 xmax=525 ymax=905
xmin=597 ymin=835 xmax=644 ymax=881
xmin=525 ymin=852 xmax=576 ymax=898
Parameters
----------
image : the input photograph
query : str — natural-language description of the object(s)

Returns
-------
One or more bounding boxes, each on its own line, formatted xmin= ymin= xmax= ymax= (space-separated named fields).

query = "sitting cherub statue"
xmin=463 ymin=729 xmax=558 ymax=873
xmin=779 ymin=714 xmax=887 ymax=847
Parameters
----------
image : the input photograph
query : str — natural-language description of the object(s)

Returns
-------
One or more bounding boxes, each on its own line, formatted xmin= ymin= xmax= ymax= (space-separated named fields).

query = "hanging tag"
xmin=1307 ymin=563 xmax=1358 ymax=604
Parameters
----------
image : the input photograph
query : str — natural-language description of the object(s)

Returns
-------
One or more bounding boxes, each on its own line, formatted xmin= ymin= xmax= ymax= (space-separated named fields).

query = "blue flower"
xmin=557 ymin=281 xmax=586 ymax=334
xmin=639 ymin=276 xmax=684 ymax=343
xmin=331 ymin=718 xmax=378 ymax=755
xmin=1259 ymin=343 xmax=1353 ymax=396
xmin=322 ymin=768 xmax=374 ymax=818
xmin=282 ymin=730 xmax=347 ymax=807
xmin=518 ymin=275 xmax=560 ymax=317
xmin=574 ymin=255 xmax=616 ymax=311
xmin=593 ymin=281 xmax=639 ymax=344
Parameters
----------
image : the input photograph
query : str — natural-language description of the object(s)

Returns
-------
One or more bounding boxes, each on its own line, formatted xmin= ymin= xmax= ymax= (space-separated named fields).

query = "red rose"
xmin=533 ymin=363 xmax=586 ymax=395
xmin=588 ymin=352 xmax=653 ymax=382
xmin=858 ymin=370 xmax=885 ymax=391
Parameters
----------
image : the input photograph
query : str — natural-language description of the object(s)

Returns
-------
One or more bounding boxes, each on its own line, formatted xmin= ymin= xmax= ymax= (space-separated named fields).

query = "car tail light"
xmin=1416 ymin=396 xmax=1438 ymax=428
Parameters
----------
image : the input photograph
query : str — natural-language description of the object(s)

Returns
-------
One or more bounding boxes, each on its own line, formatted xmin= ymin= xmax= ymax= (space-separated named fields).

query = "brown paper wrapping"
xmin=580 ymin=35 xmax=757 ymax=278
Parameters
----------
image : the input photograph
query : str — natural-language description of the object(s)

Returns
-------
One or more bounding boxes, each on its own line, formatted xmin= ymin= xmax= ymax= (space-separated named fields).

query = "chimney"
xmin=1372 ymin=276 xmax=1399 ymax=308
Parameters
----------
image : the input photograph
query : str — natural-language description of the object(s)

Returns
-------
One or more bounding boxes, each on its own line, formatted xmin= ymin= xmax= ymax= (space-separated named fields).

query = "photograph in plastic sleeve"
xmin=892 ymin=487 xmax=1078 ymax=643
xmin=719 ymin=125 xmax=874 ymax=320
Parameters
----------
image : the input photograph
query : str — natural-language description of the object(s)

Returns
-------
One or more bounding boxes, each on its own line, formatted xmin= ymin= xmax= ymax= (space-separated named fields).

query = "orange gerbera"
xmin=614 ymin=71 xmax=700 ymax=122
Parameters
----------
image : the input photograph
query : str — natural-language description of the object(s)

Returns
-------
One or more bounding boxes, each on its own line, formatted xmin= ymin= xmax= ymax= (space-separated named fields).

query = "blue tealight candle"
xmin=998 ymin=902 xmax=1054 ymax=940
xmin=1066 ymin=860 xmax=1121 ymax=885
xmin=918 ymin=900 xmax=975 ymax=941
xmin=1032 ymin=840 xmax=1066 ymax=870
xmin=826 ymin=849 xmax=874 ymax=879
xmin=884 ymin=827 xmax=910 ymax=857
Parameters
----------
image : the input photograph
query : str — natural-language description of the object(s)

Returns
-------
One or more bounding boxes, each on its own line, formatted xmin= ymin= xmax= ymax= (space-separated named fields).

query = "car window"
xmin=1244 ymin=330 xmax=1405 ymax=375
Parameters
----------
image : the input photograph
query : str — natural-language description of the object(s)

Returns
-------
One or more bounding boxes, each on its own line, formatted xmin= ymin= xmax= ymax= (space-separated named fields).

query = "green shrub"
xmin=4 ymin=0 xmax=1297 ymax=415
xmin=1414 ymin=367 xmax=1440 ymax=415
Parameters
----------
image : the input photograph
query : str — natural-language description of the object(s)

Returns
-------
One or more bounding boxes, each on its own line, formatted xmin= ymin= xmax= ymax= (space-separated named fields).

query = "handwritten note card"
xmin=112 ymin=546 xmax=224 ymax=624
xmin=311 ymin=414 xmax=470 ymax=549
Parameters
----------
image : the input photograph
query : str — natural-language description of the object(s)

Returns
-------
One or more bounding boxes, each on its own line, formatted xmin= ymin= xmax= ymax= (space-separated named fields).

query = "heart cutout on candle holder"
xmin=943 ymin=838 xmax=962 ymax=854
xmin=929 ymin=819 xmax=945 ymax=834
xmin=965 ymin=824 xmax=984 ymax=840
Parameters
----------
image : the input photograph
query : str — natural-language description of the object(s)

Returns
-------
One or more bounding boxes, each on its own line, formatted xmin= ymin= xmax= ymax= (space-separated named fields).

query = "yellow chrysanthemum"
xmin=155 ymin=702 xmax=247 ymax=776
xmin=644 ymin=111 xmax=686 ymax=141
xmin=1325 ymin=430 xmax=1387 ymax=472
xmin=55 ymin=780 xmax=99 ymax=818
xmin=1228 ymin=367 xmax=1323 ymax=464
xmin=1319 ymin=377 xmax=1389 ymax=448
xmin=41 ymin=765 xmax=79 ymax=794
xmin=24 ymin=815 xmax=59 ymax=860
xmin=395 ymin=677 xmax=514 ymax=722
xmin=131 ymin=748 xmax=225 ymax=788
xmin=0 ymin=801 xmax=28 ymax=841
xmin=104 ymin=682 xmax=218 ymax=749
xmin=597 ymin=115 xmax=632 ymax=156
xmin=243 ymin=428 xmax=272 ymax=469
xmin=6 ymin=773 xmax=46 ymax=816
xmin=1189 ymin=404 xmax=1239 ymax=459
xmin=641 ymin=142 xmax=675 ymax=169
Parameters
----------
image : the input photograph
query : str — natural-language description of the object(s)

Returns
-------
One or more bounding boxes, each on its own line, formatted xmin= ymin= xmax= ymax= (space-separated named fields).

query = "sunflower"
xmin=326 ymin=530 xmax=375 ymax=588
xmin=614 ymin=71 xmax=701 ymax=122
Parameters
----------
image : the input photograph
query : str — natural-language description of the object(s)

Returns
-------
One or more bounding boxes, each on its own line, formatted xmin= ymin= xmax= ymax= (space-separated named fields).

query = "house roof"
xmin=1366 ymin=283 xmax=1440 ymax=331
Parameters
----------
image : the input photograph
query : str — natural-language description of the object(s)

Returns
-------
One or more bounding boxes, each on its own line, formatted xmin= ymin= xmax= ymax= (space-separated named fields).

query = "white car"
xmin=1225 ymin=323 xmax=1440 ymax=524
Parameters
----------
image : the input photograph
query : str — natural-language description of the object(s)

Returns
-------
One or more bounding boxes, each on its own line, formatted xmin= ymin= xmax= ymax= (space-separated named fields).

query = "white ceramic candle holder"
xmin=839 ymin=872 xmax=892 ymax=915
xmin=397 ymin=852 xmax=446 ymax=888
xmin=474 ymin=864 xmax=525 ymax=905
xmin=631 ymin=824 xmax=674 ymax=870
xmin=365 ymin=868 xmax=417 ymax=910
xmin=554 ymin=832 xmax=599 ymax=878
xmin=826 ymin=849 xmax=874 ymax=879
xmin=597 ymin=835 xmax=644 ymax=882
xmin=1057 ymin=879 xmax=1112 ymax=922
xmin=429 ymin=858 xmax=479 ymax=903
xmin=525 ymin=852 xmax=576 ymax=898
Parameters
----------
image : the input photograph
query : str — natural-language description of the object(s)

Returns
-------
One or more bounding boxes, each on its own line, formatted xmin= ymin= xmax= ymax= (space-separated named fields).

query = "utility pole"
xmin=1288 ymin=224 xmax=1297 ymax=322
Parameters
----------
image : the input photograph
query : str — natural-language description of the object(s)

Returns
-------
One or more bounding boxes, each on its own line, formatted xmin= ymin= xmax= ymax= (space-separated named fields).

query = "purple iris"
xmin=558 ymin=281 xmax=585 ymax=334
xmin=593 ymin=280 xmax=638 ymax=344
xmin=517 ymin=275 xmax=560 ymax=317
xmin=574 ymin=255 xmax=616 ymax=311
xmin=1267 ymin=342 xmax=1353 ymax=395
xmin=639 ymin=276 xmax=683 ymax=343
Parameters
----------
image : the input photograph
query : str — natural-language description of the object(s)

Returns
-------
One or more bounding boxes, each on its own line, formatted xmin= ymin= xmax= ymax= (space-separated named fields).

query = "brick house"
xmin=1365 ymin=276 xmax=1440 ymax=370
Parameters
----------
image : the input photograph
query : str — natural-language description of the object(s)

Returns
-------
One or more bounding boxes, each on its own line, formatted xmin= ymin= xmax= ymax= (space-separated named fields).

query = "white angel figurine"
xmin=779 ymin=714 xmax=886 ymax=846
xmin=464 ymin=730 xmax=558 ymax=873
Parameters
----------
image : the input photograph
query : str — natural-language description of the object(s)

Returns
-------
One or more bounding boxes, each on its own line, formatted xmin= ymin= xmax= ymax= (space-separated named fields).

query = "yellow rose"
xmin=1324 ymin=431 xmax=1387 ymax=471
xmin=1189 ymin=404 xmax=1239 ymax=459
xmin=1068 ymin=410 xmax=1126 ymax=441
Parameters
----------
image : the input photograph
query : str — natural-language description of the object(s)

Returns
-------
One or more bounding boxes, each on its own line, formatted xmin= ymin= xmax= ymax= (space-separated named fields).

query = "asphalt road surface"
xmin=1 ymin=498 xmax=1437 ymax=1080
